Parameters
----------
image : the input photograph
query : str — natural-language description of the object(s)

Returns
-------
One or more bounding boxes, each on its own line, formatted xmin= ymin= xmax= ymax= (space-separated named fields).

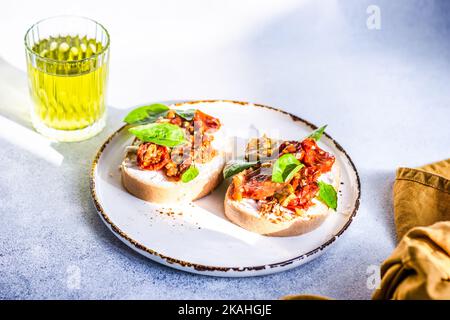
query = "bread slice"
xmin=122 ymin=151 xmax=225 ymax=203
xmin=121 ymin=130 xmax=225 ymax=204
xmin=122 ymin=154 xmax=224 ymax=203
xmin=224 ymin=162 xmax=340 ymax=237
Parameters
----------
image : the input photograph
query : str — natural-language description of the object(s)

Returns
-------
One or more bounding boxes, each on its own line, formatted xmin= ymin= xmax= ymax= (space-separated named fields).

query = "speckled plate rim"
xmin=90 ymin=100 xmax=361 ymax=276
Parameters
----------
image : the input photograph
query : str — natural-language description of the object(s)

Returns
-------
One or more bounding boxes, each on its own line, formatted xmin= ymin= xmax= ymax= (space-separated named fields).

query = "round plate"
xmin=90 ymin=100 xmax=360 ymax=277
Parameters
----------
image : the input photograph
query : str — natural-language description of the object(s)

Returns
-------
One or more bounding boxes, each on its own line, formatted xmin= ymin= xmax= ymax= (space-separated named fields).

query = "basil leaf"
xmin=283 ymin=163 xmax=304 ymax=183
xmin=272 ymin=154 xmax=303 ymax=183
xmin=129 ymin=123 xmax=187 ymax=147
xmin=181 ymin=166 xmax=199 ymax=183
xmin=123 ymin=104 xmax=169 ymax=125
xmin=175 ymin=109 xmax=196 ymax=121
xmin=223 ymin=160 xmax=259 ymax=179
xmin=317 ymin=181 xmax=337 ymax=210
xmin=308 ymin=125 xmax=327 ymax=141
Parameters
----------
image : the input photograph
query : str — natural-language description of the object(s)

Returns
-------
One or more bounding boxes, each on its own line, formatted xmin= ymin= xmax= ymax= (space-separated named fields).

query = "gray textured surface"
xmin=1 ymin=0 xmax=450 ymax=299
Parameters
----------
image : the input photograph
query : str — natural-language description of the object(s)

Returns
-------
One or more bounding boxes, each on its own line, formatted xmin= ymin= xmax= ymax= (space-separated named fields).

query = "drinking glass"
xmin=24 ymin=16 xmax=110 ymax=142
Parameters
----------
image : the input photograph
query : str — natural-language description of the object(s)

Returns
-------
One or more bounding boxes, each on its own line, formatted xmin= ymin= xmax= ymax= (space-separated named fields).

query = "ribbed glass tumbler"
xmin=24 ymin=16 xmax=110 ymax=142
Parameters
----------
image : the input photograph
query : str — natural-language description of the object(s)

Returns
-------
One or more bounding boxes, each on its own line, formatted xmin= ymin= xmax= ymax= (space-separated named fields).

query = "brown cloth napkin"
xmin=372 ymin=159 xmax=450 ymax=299
xmin=392 ymin=160 xmax=450 ymax=240
xmin=283 ymin=159 xmax=450 ymax=300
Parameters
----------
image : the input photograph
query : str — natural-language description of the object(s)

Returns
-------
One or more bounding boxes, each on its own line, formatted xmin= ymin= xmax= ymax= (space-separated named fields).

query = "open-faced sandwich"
xmin=223 ymin=126 xmax=339 ymax=237
xmin=121 ymin=103 xmax=225 ymax=203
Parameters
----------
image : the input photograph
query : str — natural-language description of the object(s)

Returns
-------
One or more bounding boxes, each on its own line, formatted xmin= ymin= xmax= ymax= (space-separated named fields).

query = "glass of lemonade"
xmin=24 ymin=16 xmax=110 ymax=142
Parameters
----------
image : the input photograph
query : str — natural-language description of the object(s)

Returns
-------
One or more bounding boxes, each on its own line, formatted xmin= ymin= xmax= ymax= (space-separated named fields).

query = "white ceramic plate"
xmin=90 ymin=100 xmax=360 ymax=277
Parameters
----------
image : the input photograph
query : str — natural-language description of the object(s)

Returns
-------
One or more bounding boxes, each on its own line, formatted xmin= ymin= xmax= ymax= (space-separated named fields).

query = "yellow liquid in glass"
xmin=28 ymin=36 xmax=108 ymax=131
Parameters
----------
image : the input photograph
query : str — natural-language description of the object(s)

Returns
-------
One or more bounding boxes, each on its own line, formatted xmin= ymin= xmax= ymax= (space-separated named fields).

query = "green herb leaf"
xmin=283 ymin=163 xmax=304 ymax=183
xmin=129 ymin=123 xmax=187 ymax=147
xmin=223 ymin=160 xmax=259 ymax=179
xmin=308 ymin=125 xmax=327 ymax=141
xmin=123 ymin=104 xmax=169 ymax=125
xmin=272 ymin=154 xmax=303 ymax=183
xmin=317 ymin=181 xmax=337 ymax=210
xmin=181 ymin=166 xmax=199 ymax=183
xmin=175 ymin=109 xmax=196 ymax=121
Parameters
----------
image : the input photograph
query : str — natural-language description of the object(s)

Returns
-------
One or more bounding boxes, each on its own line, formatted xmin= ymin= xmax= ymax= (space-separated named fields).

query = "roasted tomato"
xmin=234 ymin=137 xmax=335 ymax=212
xmin=241 ymin=169 xmax=285 ymax=200
xmin=165 ymin=145 xmax=193 ymax=178
xmin=164 ymin=110 xmax=184 ymax=127
xmin=136 ymin=142 xmax=170 ymax=170
xmin=170 ymin=116 xmax=183 ymax=126
xmin=296 ymin=166 xmax=322 ymax=188
xmin=279 ymin=141 xmax=305 ymax=161
xmin=230 ymin=174 xmax=245 ymax=201
xmin=194 ymin=110 xmax=221 ymax=132
xmin=301 ymin=138 xmax=335 ymax=173
xmin=230 ymin=168 xmax=284 ymax=201
xmin=286 ymin=182 xmax=319 ymax=211
xmin=165 ymin=158 xmax=192 ymax=179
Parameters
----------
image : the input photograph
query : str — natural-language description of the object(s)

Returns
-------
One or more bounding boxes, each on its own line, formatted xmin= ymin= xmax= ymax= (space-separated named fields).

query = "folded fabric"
xmin=393 ymin=159 xmax=450 ymax=240
xmin=372 ymin=222 xmax=450 ymax=299
xmin=373 ymin=159 xmax=450 ymax=300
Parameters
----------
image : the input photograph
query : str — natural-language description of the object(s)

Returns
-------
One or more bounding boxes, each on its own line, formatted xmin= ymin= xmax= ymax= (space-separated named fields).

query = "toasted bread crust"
xmin=121 ymin=152 xmax=225 ymax=203
xmin=224 ymin=188 xmax=330 ymax=236
xmin=224 ymin=163 xmax=340 ymax=237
